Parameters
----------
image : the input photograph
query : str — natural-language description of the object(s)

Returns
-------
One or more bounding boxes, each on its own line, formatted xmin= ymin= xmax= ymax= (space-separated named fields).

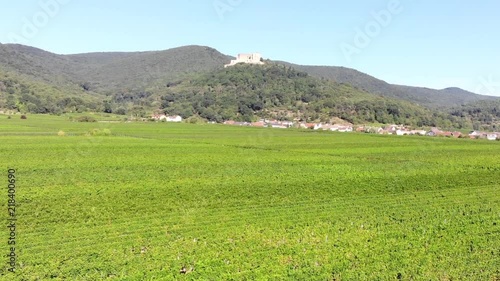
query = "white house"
xmin=313 ymin=124 xmax=323 ymax=130
xmin=486 ymin=133 xmax=498 ymax=141
xmin=166 ymin=115 xmax=183 ymax=122
xmin=469 ymin=131 xmax=482 ymax=138
xmin=337 ymin=126 xmax=353 ymax=133
xmin=396 ymin=129 xmax=411 ymax=136
xmin=411 ymin=130 xmax=427 ymax=136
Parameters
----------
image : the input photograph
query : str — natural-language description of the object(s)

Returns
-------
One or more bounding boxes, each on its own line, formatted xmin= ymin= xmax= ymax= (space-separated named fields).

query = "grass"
xmin=1 ymin=114 xmax=499 ymax=280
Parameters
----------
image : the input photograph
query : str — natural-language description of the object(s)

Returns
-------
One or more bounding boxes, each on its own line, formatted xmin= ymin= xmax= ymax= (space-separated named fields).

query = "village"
xmin=151 ymin=114 xmax=500 ymax=141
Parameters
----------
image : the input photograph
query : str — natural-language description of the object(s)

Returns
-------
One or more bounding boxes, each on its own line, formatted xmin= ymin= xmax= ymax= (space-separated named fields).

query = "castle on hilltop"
xmin=224 ymin=53 xmax=264 ymax=68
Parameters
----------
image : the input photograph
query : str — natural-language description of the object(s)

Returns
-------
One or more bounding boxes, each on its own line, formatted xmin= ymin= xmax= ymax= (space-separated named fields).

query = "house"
xmin=486 ymin=133 xmax=498 ymax=141
xmin=328 ymin=125 xmax=340 ymax=132
xmin=410 ymin=130 xmax=427 ymax=136
xmin=385 ymin=125 xmax=398 ymax=133
xmin=166 ymin=115 xmax=183 ymax=122
xmin=396 ymin=129 xmax=410 ymax=136
xmin=337 ymin=126 xmax=353 ymax=133
xmin=268 ymin=121 xmax=291 ymax=129
xmin=270 ymin=123 xmax=287 ymax=129
xmin=468 ymin=131 xmax=482 ymax=139
xmin=224 ymin=53 xmax=264 ymax=68
xmin=319 ymin=124 xmax=332 ymax=131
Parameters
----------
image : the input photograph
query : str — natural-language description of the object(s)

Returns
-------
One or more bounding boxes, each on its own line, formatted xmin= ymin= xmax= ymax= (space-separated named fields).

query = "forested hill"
xmin=450 ymin=99 xmax=500 ymax=131
xmin=0 ymin=44 xmax=232 ymax=92
xmin=0 ymin=43 xmax=498 ymax=130
xmin=157 ymin=64 xmax=465 ymax=128
xmin=277 ymin=62 xmax=499 ymax=108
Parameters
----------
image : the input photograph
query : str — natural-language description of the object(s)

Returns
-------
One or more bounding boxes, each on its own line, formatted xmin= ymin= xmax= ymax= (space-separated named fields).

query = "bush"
xmin=20 ymin=115 xmax=27 ymax=119
xmin=7 ymin=116 xmax=11 ymax=119
xmin=186 ymin=116 xmax=205 ymax=124
xmin=76 ymin=116 xmax=97 ymax=122
xmin=115 ymin=108 xmax=127 ymax=115
xmin=57 ymin=130 xmax=66 ymax=137
xmin=86 ymin=128 xmax=112 ymax=136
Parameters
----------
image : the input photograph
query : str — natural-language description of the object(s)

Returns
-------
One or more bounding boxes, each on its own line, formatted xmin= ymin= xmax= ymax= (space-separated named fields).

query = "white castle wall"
xmin=224 ymin=53 xmax=264 ymax=67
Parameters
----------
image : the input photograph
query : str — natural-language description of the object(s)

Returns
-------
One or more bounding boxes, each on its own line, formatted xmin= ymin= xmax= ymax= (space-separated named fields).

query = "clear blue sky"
xmin=1 ymin=0 xmax=499 ymax=96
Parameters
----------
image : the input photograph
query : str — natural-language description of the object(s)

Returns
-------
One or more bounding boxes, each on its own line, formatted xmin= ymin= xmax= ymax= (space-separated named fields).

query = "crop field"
xmin=1 ymin=114 xmax=499 ymax=280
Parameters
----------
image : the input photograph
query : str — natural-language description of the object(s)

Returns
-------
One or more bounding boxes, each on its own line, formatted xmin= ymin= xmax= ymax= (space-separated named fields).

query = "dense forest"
xmin=157 ymin=64 xmax=455 ymax=126
xmin=0 ymin=70 xmax=103 ymax=114
xmin=450 ymin=100 xmax=500 ymax=131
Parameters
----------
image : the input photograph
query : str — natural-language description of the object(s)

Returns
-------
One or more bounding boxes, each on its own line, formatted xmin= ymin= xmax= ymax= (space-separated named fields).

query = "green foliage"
xmin=450 ymin=100 xmax=500 ymax=131
xmin=285 ymin=62 xmax=500 ymax=108
xmin=86 ymin=128 xmax=112 ymax=136
xmin=0 ymin=69 xmax=104 ymax=114
xmin=76 ymin=116 xmax=97 ymax=122
xmin=158 ymin=64 xmax=459 ymax=127
xmin=1 ymin=114 xmax=499 ymax=280
xmin=0 ymin=43 xmax=498 ymax=130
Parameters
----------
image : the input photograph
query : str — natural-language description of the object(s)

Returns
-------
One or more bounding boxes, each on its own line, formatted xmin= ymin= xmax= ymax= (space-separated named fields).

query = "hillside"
xmin=0 ymin=69 xmax=103 ymax=114
xmin=0 ymin=43 xmax=498 ymax=129
xmin=278 ymin=62 xmax=499 ymax=108
xmin=156 ymin=63 xmax=461 ymax=127
xmin=0 ymin=44 xmax=232 ymax=92
xmin=450 ymin=99 xmax=500 ymax=131
xmin=2 ymin=43 xmax=498 ymax=109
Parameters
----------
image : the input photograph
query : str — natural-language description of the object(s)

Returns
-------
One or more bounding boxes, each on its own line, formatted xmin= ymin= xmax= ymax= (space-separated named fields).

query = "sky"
xmin=1 ymin=0 xmax=499 ymax=97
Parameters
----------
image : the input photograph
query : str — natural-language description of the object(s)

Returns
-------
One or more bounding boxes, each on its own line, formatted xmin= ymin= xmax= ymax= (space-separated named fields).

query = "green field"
xmin=1 ymin=114 xmax=499 ymax=280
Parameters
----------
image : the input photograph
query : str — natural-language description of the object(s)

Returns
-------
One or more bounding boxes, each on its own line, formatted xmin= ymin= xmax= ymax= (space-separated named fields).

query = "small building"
xmin=487 ymin=133 xmax=498 ymax=141
xmin=396 ymin=129 xmax=410 ymax=136
xmin=166 ymin=115 xmax=183 ymax=122
xmin=337 ymin=126 xmax=353 ymax=133
xmin=468 ymin=131 xmax=482 ymax=139
xmin=410 ymin=130 xmax=427 ymax=136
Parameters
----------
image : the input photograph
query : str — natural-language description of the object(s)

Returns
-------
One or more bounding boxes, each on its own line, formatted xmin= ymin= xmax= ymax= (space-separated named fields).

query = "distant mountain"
xmin=277 ymin=62 xmax=499 ymax=108
xmin=0 ymin=44 xmax=232 ymax=92
xmin=1 ymin=43 xmax=497 ymax=108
